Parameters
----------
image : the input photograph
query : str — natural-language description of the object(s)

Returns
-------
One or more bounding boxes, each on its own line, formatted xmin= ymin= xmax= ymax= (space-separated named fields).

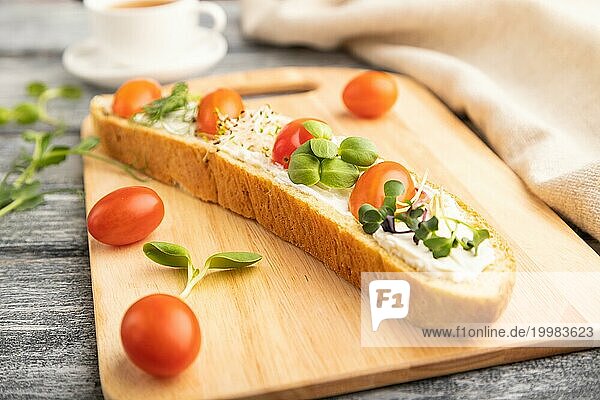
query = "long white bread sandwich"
xmin=90 ymin=79 xmax=515 ymax=326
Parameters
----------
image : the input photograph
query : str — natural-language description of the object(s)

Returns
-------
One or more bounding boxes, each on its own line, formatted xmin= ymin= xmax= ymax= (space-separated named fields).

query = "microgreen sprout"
xmin=358 ymin=176 xmax=490 ymax=259
xmin=0 ymin=81 xmax=83 ymax=126
xmin=0 ymin=81 xmax=146 ymax=220
xmin=288 ymin=120 xmax=379 ymax=189
xmin=0 ymin=80 xmax=80 ymax=127
xmin=143 ymin=242 xmax=262 ymax=298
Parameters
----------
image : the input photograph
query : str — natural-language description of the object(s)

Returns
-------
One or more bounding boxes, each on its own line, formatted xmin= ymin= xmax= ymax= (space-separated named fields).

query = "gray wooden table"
xmin=1 ymin=1 xmax=599 ymax=399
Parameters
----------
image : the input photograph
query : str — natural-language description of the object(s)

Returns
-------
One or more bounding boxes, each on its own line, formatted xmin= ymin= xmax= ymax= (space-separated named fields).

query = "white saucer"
xmin=63 ymin=29 xmax=227 ymax=88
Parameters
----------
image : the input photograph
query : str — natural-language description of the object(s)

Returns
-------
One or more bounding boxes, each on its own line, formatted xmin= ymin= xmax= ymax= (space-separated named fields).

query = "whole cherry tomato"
xmin=349 ymin=161 xmax=415 ymax=219
xmin=87 ymin=186 xmax=164 ymax=246
xmin=196 ymin=88 xmax=244 ymax=135
xmin=121 ymin=294 xmax=201 ymax=378
xmin=271 ymin=118 xmax=319 ymax=168
xmin=342 ymin=71 xmax=398 ymax=119
xmin=112 ymin=78 xmax=162 ymax=118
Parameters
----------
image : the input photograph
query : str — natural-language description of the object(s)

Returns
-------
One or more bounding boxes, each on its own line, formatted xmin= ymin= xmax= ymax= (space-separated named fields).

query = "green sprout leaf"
xmin=359 ymin=204 xmax=384 ymax=223
xmin=26 ymin=81 xmax=48 ymax=98
xmin=0 ymin=107 xmax=10 ymax=124
xmin=12 ymin=180 xmax=41 ymax=200
xmin=338 ymin=136 xmax=379 ymax=167
xmin=309 ymin=138 xmax=338 ymax=159
xmin=204 ymin=252 xmax=263 ymax=269
xmin=413 ymin=216 xmax=439 ymax=242
xmin=381 ymin=199 xmax=395 ymax=216
xmin=380 ymin=179 xmax=405 ymax=215
xmin=143 ymin=242 xmax=262 ymax=298
xmin=384 ymin=180 xmax=404 ymax=197
xmin=288 ymin=153 xmax=320 ymax=186
xmin=358 ymin=203 xmax=385 ymax=234
xmin=423 ymin=236 xmax=454 ymax=259
xmin=291 ymin=141 xmax=314 ymax=156
xmin=0 ymin=180 xmax=46 ymax=216
xmin=13 ymin=194 xmax=44 ymax=212
xmin=319 ymin=158 xmax=359 ymax=188
xmin=13 ymin=103 xmax=40 ymax=124
xmin=58 ymin=85 xmax=82 ymax=99
xmin=0 ymin=183 xmax=13 ymax=208
xmin=471 ymin=229 xmax=490 ymax=255
xmin=396 ymin=207 xmax=423 ymax=231
xmin=302 ymin=120 xmax=333 ymax=139
xmin=72 ymin=136 xmax=100 ymax=152
xmin=143 ymin=242 xmax=191 ymax=268
xmin=409 ymin=208 xmax=424 ymax=219
xmin=37 ymin=145 xmax=70 ymax=168
xmin=362 ymin=222 xmax=382 ymax=234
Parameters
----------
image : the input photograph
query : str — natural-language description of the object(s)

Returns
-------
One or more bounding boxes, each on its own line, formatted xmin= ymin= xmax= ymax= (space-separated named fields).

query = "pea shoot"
xmin=0 ymin=81 xmax=146 ymax=220
xmin=0 ymin=81 xmax=82 ymax=127
xmin=143 ymin=242 xmax=262 ymax=298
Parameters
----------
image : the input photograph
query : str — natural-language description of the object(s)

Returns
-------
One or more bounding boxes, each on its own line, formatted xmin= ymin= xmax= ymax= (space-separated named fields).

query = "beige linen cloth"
xmin=241 ymin=0 xmax=600 ymax=240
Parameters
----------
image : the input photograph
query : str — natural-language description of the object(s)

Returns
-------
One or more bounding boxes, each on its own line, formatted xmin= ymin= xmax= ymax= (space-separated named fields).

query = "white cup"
xmin=84 ymin=0 xmax=226 ymax=66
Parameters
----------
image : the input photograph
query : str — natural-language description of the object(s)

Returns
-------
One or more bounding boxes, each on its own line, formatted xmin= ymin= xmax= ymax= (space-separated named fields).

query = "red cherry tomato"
xmin=196 ymin=88 xmax=244 ymax=135
xmin=121 ymin=294 xmax=201 ymax=378
xmin=112 ymin=78 xmax=162 ymax=118
xmin=87 ymin=186 xmax=164 ymax=246
xmin=271 ymin=118 xmax=319 ymax=168
xmin=349 ymin=161 xmax=415 ymax=219
xmin=342 ymin=71 xmax=398 ymax=119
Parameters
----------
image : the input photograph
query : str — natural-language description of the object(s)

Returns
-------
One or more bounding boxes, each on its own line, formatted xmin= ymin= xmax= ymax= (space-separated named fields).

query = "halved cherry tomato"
xmin=87 ymin=186 xmax=164 ymax=246
xmin=349 ymin=161 xmax=415 ymax=219
xmin=112 ymin=78 xmax=162 ymax=118
xmin=271 ymin=118 xmax=319 ymax=168
xmin=342 ymin=71 xmax=398 ymax=119
xmin=196 ymin=88 xmax=244 ymax=135
xmin=121 ymin=294 xmax=201 ymax=378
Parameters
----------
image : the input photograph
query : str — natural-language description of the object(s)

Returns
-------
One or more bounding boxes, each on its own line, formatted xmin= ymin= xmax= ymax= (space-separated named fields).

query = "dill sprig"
xmin=141 ymin=82 xmax=191 ymax=123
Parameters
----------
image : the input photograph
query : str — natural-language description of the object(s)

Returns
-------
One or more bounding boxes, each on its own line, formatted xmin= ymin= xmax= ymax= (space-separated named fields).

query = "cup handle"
xmin=192 ymin=1 xmax=227 ymax=33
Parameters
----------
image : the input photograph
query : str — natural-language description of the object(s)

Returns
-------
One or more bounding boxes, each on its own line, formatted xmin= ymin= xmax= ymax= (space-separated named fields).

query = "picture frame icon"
xmin=369 ymin=280 xmax=410 ymax=331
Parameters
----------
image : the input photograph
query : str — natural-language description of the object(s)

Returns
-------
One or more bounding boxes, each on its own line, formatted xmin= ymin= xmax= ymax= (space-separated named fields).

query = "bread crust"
xmin=90 ymin=97 xmax=515 ymax=326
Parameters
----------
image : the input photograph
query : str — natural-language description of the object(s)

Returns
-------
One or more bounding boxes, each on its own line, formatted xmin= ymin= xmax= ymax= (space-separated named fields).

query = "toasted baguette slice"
xmin=90 ymin=96 xmax=515 ymax=326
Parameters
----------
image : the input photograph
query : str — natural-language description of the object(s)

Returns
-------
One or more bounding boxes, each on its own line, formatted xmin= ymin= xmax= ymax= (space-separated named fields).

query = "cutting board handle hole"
xmin=235 ymin=81 xmax=319 ymax=99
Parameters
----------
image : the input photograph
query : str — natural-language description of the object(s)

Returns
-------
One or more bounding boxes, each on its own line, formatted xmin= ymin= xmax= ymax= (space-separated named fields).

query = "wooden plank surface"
xmin=1 ymin=1 xmax=599 ymax=399
xmin=83 ymin=67 xmax=600 ymax=399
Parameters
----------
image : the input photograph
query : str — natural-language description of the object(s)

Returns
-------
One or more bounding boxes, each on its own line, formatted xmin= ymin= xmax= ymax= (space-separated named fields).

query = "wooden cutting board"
xmin=81 ymin=67 xmax=600 ymax=400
